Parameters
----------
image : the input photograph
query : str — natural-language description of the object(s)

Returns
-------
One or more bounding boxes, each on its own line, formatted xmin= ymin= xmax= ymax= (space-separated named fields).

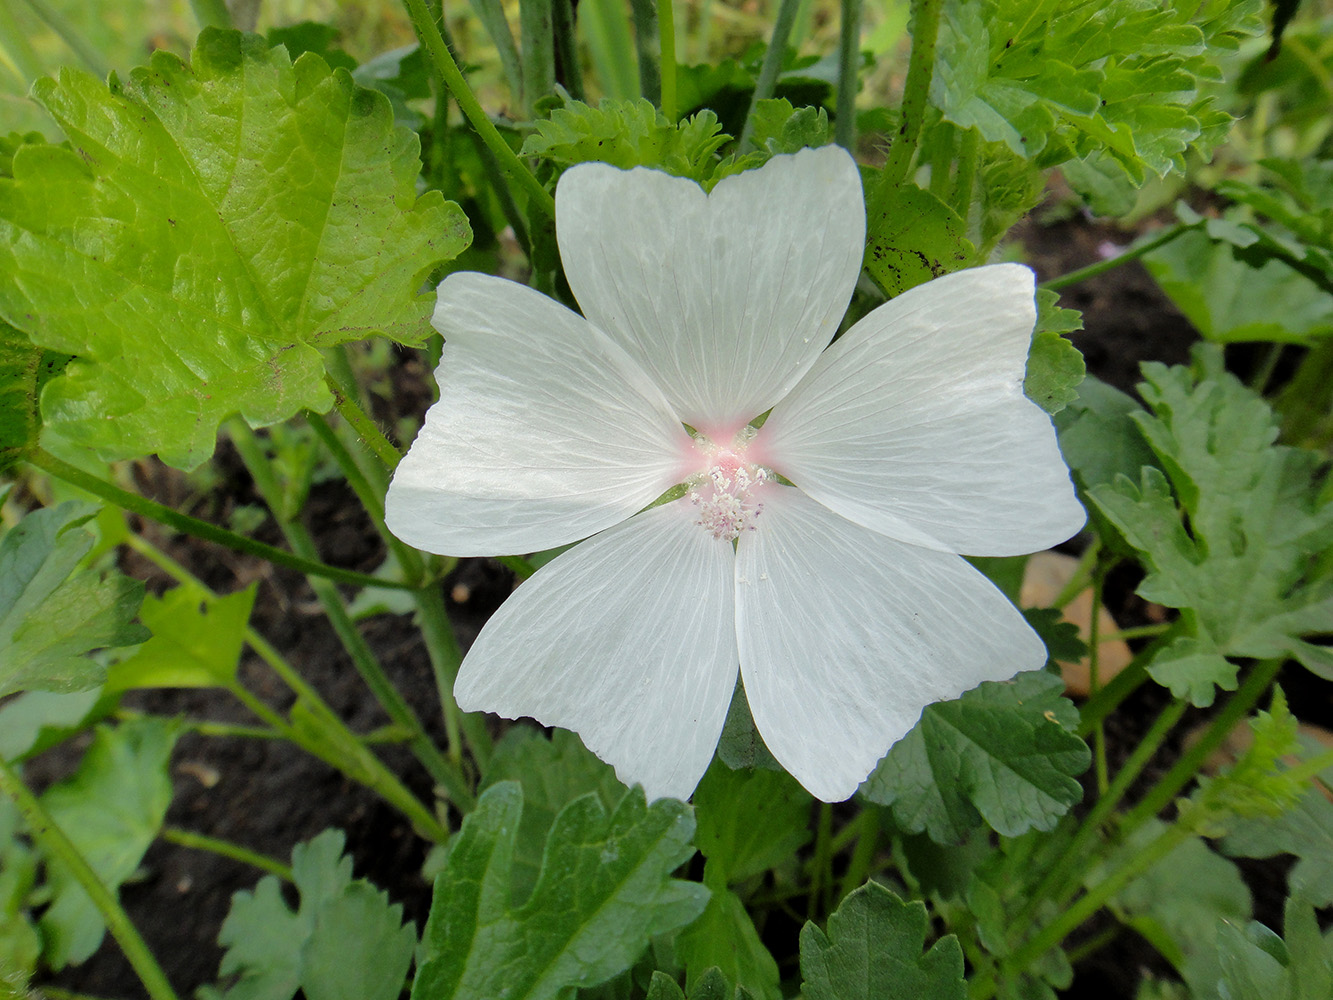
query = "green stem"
xmin=738 ymin=0 xmax=803 ymax=151
xmin=1014 ymin=697 xmax=1187 ymax=937
xmin=551 ymin=0 xmax=585 ymax=101
xmin=0 ymin=756 xmax=180 ymax=1000
xmin=952 ymin=126 xmax=980 ymax=224
xmin=1102 ymin=623 xmax=1172 ymax=643
xmin=1041 ymin=224 xmax=1188 ymax=292
xmin=305 ymin=411 xmax=426 ymax=584
xmin=1002 ymin=820 xmax=1192 ymax=981
xmin=834 ymin=0 xmax=863 ymax=151
xmin=1089 ymin=572 xmax=1108 ymax=795
xmin=808 ymin=802 xmax=834 ymax=918
xmin=161 ymin=827 xmax=294 ymax=881
xmin=837 ymin=807 xmax=881 ymax=901
xmin=0 ymin=0 xmax=43 ymax=84
xmin=18 ymin=0 xmax=109 ymax=77
xmin=629 ymin=0 xmax=661 ymax=105
xmin=877 ymin=0 xmax=942 ymax=189
xmin=520 ymin=0 xmax=556 ymax=116
xmin=1051 ymin=541 xmax=1099 ymax=610
xmin=414 ymin=585 xmax=493 ymax=772
xmin=403 ymin=0 xmax=556 ymax=221
xmin=322 ymin=372 xmax=403 ymax=474
xmin=496 ymin=553 xmax=538 ymax=579
xmin=26 ymin=449 xmax=415 ymax=593
xmin=658 ymin=0 xmax=677 ymax=121
xmin=228 ymin=420 xmax=475 ymax=812
xmin=1115 ymin=658 xmax=1283 ymax=837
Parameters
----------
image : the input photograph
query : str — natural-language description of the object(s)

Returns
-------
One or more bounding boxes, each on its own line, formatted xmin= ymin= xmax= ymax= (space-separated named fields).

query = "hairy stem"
xmin=835 ymin=0 xmax=863 ymax=151
xmin=739 ymin=0 xmax=803 ymax=151
xmin=877 ymin=0 xmax=942 ymax=190
xmin=162 ymin=827 xmax=294 ymax=881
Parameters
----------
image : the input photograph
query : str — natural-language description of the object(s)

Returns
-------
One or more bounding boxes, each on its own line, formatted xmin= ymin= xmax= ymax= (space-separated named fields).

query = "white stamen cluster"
xmin=690 ymin=463 xmax=768 ymax=541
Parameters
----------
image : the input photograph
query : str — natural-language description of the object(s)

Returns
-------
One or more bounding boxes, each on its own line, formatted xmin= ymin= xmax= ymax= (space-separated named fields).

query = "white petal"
xmin=735 ymin=487 xmax=1047 ymax=801
xmin=385 ymin=272 xmax=692 ymax=557
xmin=756 ymin=264 xmax=1086 ymax=556
xmin=455 ymin=501 xmax=739 ymax=801
xmin=555 ymin=147 xmax=865 ymax=436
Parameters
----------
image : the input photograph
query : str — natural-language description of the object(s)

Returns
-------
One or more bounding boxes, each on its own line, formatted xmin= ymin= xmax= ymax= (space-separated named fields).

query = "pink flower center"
xmin=687 ymin=441 xmax=769 ymax=542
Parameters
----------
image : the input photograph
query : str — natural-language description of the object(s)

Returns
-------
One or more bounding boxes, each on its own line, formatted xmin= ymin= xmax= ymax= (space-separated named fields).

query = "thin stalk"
xmin=403 ymin=0 xmax=556 ymax=221
xmin=629 ymin=0 xmax=661 ymax=105
xmin=322 ymin=373 xmax=402 ymax=474
xmin=1013 ymin=697 xmax=1187 ymax=936
xmin=1115 ymin=658 xmax=1283 ymax=836
xmin=228 ymin=420 xmax=475 ymax=811
xmin=466 ymin=122 xmax=534 ymax=260
xmin=1001 ymin=820 xmax=1192 ymax=983
xmin=1102 ymin=623 xmax=1172 ymax=643
xmin=551 ymin=0 xmax=585 ymax=100
xmin=834 ymin=0 xmax=862 ymax=150
xmin=837 ymin=807 xmax=881 ymax=901
xmin=157 ymin=717 xmax=283 ymax=741
xmin=658 ymin=0 xmax=678 ymax=121
xmin=305 ymin=411 xmax=426 ymax=584
xmin=808 ymin=802 xmax=835 ymax=918
xmin=738 ymin=0 xmax=804 ymax=151
xmin=1041 ymin=224 xmax=1188 ymax=292
xmin=1076 ymin=626 xmax=1186 ymax=737
xmin=0 ymin=0 xmax=42 ymax=83
xmin=18 ymin=0 xmax=108 ymax=77
xmin=1051 ymin=541 xmax=1099 ymax=610
xmin=414 ymin=585 xmax=493 ymax=772
xmin=0 ymin=756 xmax=180 ymax=1000
xmin=161 ymin=827 xmax=294 ymax=881
xmin=952 ymin=126 xmax=980 ymax=223
xmin=520 ymin=0 xmax=556 ymax=116
xmin=1089 ymin=572 xmax=1108 ymax=795
xmin=1064 ymin=924 xmax=1121 ymax=965
xmin=877 ymin=0 xmax=942 ymax=189
xmin=26 ymin=449 xmax=415 ymax=592
xmin=116 ymin=537 xmax=454 ymax=840
xmin=496 ymin=553 xmax=538 ymax=578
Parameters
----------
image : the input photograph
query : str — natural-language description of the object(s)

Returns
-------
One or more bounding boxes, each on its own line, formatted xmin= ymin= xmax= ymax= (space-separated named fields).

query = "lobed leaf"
xmin=106 ymin=583 xmax=256 ymax=692
xmin=800 ymin=881 xmax=966 ymax=1000
xmin=212 ymin=829 xmax=415 ymax=1000
xmin=861 ymin=670 xmax=1088 ymax=844
xmin=0 ymin=29 xmax=470 ymax=469
xmin=930 ymin=0 xmax=1264 ymax=183
xmin=411 ymin=782 xmax=707 ymax=1000
xmin=521 ymin=97 xmax=731 ymax=184
xmin=0 ymin=502 xmax=148 ymax=699
xmin=1088 ymin=360 xmax=1333 ymax=704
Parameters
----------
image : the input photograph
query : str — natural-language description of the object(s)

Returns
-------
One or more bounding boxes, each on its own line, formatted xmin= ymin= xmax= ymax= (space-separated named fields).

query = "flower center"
xmin=687 ymin=446 xmax=769 ymax=542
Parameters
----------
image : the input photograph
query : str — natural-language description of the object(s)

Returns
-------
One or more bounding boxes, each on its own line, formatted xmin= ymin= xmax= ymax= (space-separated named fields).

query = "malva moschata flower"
xmin=385 ymin=145 xmax=1086 ymax=802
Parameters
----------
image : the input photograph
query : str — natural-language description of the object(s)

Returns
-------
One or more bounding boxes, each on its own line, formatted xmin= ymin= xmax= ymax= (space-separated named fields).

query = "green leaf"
xmin=214 ymin=829 xmax=416 ymax=1000
xmin=863 ymin=183 xmax=972 ymax=298
xmin=0 ymin=29 xmax=470 ymax=469
xmin=646 ymin=968 xmax=750 ymax=1000
xmin=0 ymin=689 xmax=103 ymax=763
xmin=1052 ymin=376 xmax=1156 ymax=495
xmin=1089 ymin=818 xmax=1250 ymax=979
xmin=676 ymin=881 xmax=781 ymax=1000
xmin=38 ymin=717 xmax=179 ymax=968
xmin=412 ymin=782 xmax=708 ymax=1000
xmin=1224 ymin=786 xmax=1333 ymax=908
xmin=1024 ymin=290 xmax=1086 ymax=414
xmin=1087 ymin=360 xmax=1333 ymax=702
xmin=0 ymin=317 xmax=69 ymax=474
xmin=0 ymin=502 xmax=148 ymax=699
xmin=930 ymin=0 xmax=1264 ymax=181
xmin=1143 ymin=228 xmax=1333 ymax=345
xmin=747 ymin=99 xmax=833 ymax=155
xmin=692 ymin=758 xmax=810 ymax=884
xmin=861 ymin=671 xmax=1089 ymax=844
xmin=520 ymin=97 xmax=731 ymax=184
xmin=106 ymin=583 xmax=256 ymax=692
xmin=479 ymin=727 xmax=627 ymax=903
xmin=715 ymin=680 xmax=782 ymax=773
xmin=1215 ymin=897 xmax=1333 ymax=1000
xmin=800 ymin=881 xmax=966 ymax=1000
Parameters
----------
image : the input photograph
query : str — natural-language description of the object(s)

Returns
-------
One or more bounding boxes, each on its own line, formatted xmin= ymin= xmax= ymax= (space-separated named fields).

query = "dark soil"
xmin=25 ymin=213 xmax=1303 ymax=999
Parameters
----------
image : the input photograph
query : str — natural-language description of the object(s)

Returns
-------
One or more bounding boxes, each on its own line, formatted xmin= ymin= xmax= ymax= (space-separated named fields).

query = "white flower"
xmin=385 ymin=146 xmax=1086 ymax=803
